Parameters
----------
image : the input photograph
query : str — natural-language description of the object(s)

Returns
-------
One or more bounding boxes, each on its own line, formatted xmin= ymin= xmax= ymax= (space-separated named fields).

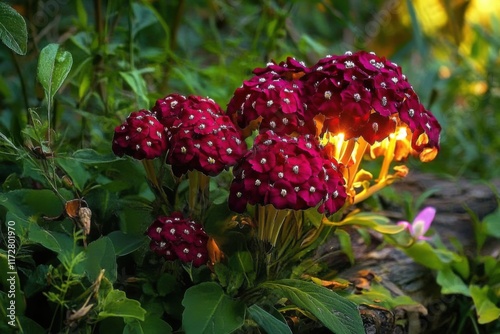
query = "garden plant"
xmin=1 ymin=1 xmax=500 ymax=334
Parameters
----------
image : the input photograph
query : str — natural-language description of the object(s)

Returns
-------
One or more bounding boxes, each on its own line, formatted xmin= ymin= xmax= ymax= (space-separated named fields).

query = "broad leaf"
xmin=107 ymin=231 xmax=147 ymax=256
xmin=437 ymin=266 xmax=470 ymax=296
xmin=182 ymin=282 xmax=245 ymax=334
xmin=247 ymin=304 xmax=292 ymax=334
xmin=0 ymin=3 xmax=27 ymax=55
xmin=84 ymin=237 xmax=117 ymax=282
xmin=261 ymin=279 xmax=364 ymax=334
xmin=99 ymin=290 xmax=146 ymax=321
xmin=124 ymin=316 xmax=173 ymax=334
xmin=469 ymin=285 xmax=500 ymax=324
xmin=403 ymin=241 xmax=449 ymax=270
xmin=37 ymin=43 xmax=73 ymax=101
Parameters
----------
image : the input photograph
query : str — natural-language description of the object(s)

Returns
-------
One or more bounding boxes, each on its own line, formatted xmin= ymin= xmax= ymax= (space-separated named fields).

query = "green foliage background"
xmin=1 ymin=0 xmax=499 ymax=179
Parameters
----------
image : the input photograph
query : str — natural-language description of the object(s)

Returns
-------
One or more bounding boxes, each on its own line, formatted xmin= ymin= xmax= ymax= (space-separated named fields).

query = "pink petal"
xmin=413 ymin=207 xmax=436 ymax=234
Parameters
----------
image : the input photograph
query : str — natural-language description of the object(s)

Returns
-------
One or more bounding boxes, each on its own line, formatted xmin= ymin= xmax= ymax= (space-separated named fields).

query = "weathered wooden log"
xmin=315 ymin=171 xmax=500 ymax=334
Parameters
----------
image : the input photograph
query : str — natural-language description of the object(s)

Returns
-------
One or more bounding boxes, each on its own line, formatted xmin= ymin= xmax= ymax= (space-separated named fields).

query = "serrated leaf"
xmin=182 ymin=282 xmax=245 ymax=334
xmin=99 ymin=290 xmax=146 ymax=321
xmin=247 ymin=304 xmax=292 ymax=334
xmin=37 ymin=43 xmax=73 ymax=101
xmin=0 ymin=3 xmax=27 ymax=55
xmin=261 ymin=279 xmax=364 ymax=334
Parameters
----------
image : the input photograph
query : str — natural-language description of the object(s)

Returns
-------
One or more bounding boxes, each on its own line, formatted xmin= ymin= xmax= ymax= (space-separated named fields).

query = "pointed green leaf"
xmin=182 ymin=282 xmax=245 ymax=334
xmin=99 ymin=290 xmax=146 ymax=321
xmin=247 ymin=304 xmax=292 ymax=334
xmin=261 ymin=279 xmax=364 ymax=334
xmin=37 ymin=43 xmax=73 ymax=101
xmin=107 ymin=231 xmax=147 ymax=256
xmin=0 ymin=3 xmax=27 ymax=55
xmin=324 ymin=211 xmax=405 ymax=234
xmin=84 ymin=237 xmax=117 ymax=282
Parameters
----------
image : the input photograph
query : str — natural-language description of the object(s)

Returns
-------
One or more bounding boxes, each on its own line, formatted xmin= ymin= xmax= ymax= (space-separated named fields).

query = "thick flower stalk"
xmin=112 ymin=110 xmax=168 ymax=160
xmin=147 ymin=212 xmax=209 ymax=267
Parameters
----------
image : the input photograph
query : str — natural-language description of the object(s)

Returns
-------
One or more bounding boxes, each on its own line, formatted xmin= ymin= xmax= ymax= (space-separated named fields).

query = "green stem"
xmin=187 ymin=170 xmax=210 ymax=221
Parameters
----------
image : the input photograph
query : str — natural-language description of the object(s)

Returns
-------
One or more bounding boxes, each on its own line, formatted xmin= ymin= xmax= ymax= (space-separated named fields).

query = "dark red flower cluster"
xmin=112 ymin=94 xmax=247 ymax=176
xmin=227 ymin=57 xmax=314 ymax=135
xmin=229 ymin=131 xmax=347 ymax=214
xmin=147 ymin=212 xmax=209 ymax=267
xmin=152 ymin=94 xmax=247 ymax=176
xmin=227 ymin=51 xmax=441 ymax=156
xmin=112 ymin=110 xmax=168 ymax=160
xmin=305 ymin=51 xmax=440 ymax=152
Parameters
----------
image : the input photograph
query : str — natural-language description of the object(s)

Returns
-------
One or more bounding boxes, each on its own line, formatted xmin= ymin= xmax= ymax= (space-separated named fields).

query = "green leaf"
xmin=72 ymin=149 xmax=122 ymax=164
xmin=37 ymin=43 xmax=73 ymax=101
xmin=0 ymin=253 xmax=26 ymax=314
xmin=247 ymin=304 xmax=292 ymax=334
xmin=119 ymin=70 xmax=150 ymax=109
xmin=469 ymin=285 xmax=500 ymax=324
xmin=261 ymin=279 xmax=364 ymax=334
xmin=229 ymin=250 xmax=254 ymax=287
xmin=99 ymin=290 xmax=146 ymax=321
xmin=107 ymin=231 xmax=147 ymax=256
xmin=0 ymin=189 xmax=64 ymax=219
xmin=156 ymin=273 xmax=177 ymax=297
xmin=182 ymin=282 xmax=245 ymax=334
xmin=324 ymin=211 xmax=405 ymax=234
xmin=335 ymin=229 xmax=354 ymax=265
xmin=345 ymin=283 xmax=419 ymax=310
xmin=16 ymin=315 xmax=46 ymax=334
xmin=56 ymin=157 xmax=91 ymax=191
xmin=0 ymin=3 xmax=27 ymax=55
xmin=403 ymin=241 xmax=454 ymax=270
xmin=24 ymin=265 xmax=50 ymax=298
xmin=483 ymin=208 xmax=500 ymax=238
xmin=84 ymin=237 xmax=117 ymax=283
xmin=437 ymin=266 xmax=470 ymax=296
xmin=124 ymin=316 xmax=173 ymax=334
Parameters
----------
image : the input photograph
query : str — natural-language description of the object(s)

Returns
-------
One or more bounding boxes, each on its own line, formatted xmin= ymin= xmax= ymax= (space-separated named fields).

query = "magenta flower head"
xmin=397 ymin=206 xmax=436 ymax=240
xmin=146 ymin=212 xmax=209 ymax=267
xmin=228 ymin=131 xmax=347 ymax=214
xmin=304 ymin=51 xmax=441 ymax=160
xmin=112 ymin=110 xmax=168 ymax=160
xmin=152 ymin=94 xmax=247 ymax=176
xmin=226 ymin=57 xmax=315 ymax=135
